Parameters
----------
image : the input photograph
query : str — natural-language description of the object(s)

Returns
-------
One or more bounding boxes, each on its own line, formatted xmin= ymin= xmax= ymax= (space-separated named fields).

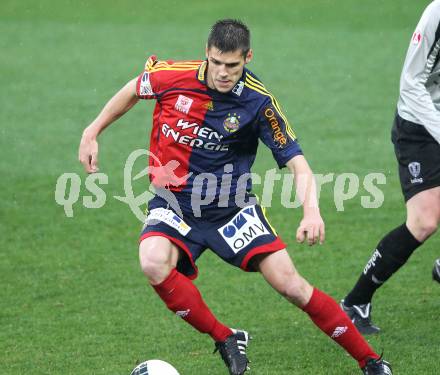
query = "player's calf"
xmin=303 ymin=288 xmax=383 ymax=369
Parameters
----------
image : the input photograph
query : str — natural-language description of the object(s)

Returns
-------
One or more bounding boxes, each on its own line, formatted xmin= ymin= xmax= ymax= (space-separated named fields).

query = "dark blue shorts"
xmin=139 ymin=196 xmax=286 ymax=279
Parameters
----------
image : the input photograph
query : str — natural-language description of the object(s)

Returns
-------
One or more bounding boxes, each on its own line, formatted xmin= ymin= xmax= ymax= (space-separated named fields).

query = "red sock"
xmin=152 ymin=268 xmax=232 ymax=342
xmin=302 ymin=288 xmax=379 ymax=368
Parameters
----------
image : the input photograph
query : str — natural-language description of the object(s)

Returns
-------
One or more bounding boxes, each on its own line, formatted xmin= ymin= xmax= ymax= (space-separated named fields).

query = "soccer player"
xmin=79 ymin=19 xmax=392 ymax=375
xmin=341 ymin=0 xmax=440 ymax=334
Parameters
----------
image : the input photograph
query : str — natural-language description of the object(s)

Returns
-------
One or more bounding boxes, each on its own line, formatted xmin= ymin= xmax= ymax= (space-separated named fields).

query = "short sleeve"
xmin=257 ymin=100 xmax=302 ymax=168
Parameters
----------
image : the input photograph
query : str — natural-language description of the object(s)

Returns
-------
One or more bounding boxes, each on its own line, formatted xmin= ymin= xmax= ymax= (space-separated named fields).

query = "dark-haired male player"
xmin=79 ymin=19 xmax=392 ymax=375
xmin=341 ymin=0 xmax=440 ymax=334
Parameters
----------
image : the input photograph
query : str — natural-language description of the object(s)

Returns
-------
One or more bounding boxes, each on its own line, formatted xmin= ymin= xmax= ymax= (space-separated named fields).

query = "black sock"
xmin=344 ymin=224 xmax=421 ymax=306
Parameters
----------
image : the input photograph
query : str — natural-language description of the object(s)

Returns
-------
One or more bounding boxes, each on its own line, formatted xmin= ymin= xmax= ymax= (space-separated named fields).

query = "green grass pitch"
xmin=1 ymin=0 xmax=439 ymax=373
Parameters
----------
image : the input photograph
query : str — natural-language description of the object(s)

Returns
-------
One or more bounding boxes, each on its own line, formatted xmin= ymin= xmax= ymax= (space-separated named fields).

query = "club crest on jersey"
xmin=223 ymin=113 xmax=240 ymax=133
xmin=175 ymin=95 xmax=193 ymax=114
xmin=408 ymin=161 xmax=423 ymax=184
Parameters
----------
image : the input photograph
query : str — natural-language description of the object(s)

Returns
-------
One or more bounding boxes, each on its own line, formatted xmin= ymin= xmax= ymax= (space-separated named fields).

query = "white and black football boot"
xmin=214 ymin=329 xmax=251 ymax=375
xmin=362 ymin=357 xmax=393 ymax=375
xmin=340 ymin=300 xmax=380 ymax=335
xmin=433 ymin=258 xmax=440 ymax=283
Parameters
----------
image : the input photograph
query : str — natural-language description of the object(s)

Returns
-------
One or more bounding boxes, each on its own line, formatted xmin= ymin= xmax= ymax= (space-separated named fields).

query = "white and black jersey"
xmin=397 ymin=0 xmax=440 ymax=144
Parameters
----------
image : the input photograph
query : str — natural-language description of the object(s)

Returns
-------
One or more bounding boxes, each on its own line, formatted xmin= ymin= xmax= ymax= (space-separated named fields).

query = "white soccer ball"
xmin=130 ymin=359 xmax=180 ymax=375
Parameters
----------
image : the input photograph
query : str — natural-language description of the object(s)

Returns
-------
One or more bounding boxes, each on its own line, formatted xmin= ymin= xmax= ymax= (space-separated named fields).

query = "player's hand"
xmin=78 ymin=130 xmax=99 ymax=173
xmin=296 ymin=211 xmax=325 ymax=246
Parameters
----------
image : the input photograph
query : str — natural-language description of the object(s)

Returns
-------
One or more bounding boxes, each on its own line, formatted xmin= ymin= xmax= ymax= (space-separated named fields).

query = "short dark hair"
xmin=207 ymin=19 xmax=250 ymax=57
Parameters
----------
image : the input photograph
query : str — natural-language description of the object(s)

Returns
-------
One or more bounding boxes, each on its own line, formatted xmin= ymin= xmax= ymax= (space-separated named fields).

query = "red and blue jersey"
xmin=136 ymin=55 xmax=302 ymax=212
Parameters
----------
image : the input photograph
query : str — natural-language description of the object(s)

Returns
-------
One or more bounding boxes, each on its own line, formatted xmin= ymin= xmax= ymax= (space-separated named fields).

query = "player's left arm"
xmin=286 ymin=155 xmax=325 ymax=246
xmin=256 ymin=96 xmax=325 ymax=245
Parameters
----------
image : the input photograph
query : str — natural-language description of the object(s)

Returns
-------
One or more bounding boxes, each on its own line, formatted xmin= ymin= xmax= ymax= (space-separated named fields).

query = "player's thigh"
xmin=253 ymin=249 xmax=313 ymax=306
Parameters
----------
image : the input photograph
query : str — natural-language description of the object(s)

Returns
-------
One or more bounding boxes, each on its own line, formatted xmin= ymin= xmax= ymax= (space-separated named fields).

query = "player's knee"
xmin=140 ymin=258 xmax=169 ymax=284
xmin=418 ymin=220 xmax=438 ymax=241
xmin=409 ymin=215 xmax=438 ymax=242
xmin=139 ymin=241 xmax=175 ymax=284
xmin=280 ymin=273 xmax=312 ymax=307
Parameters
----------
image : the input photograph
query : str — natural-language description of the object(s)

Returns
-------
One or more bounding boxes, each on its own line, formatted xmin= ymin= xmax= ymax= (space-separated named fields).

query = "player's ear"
xmin=245 ymin=49 xmax=253 ymax=64
xmin=205 ymin=44 xmax=209 ymax=59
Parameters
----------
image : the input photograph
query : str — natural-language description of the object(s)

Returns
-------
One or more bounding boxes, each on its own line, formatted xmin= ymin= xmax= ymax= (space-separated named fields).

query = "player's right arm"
xmin=79 ymin=78 xmax=138 ymax=173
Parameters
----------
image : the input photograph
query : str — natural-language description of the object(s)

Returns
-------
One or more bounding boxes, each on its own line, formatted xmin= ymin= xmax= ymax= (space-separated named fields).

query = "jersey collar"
xmin=197 ymin=60 xmax=208 ymax=84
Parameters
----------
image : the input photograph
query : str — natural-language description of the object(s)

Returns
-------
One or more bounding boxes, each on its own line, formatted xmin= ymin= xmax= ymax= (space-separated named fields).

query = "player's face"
xmin=205 ymin=46 xmax=253 ymax=93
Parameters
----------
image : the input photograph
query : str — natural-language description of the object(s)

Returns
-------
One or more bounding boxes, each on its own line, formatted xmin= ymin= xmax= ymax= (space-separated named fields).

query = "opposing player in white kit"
xmin=341 ymin=0 xmax=440 ymax=334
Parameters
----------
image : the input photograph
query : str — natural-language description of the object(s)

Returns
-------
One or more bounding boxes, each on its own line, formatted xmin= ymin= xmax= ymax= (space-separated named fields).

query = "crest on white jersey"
xmin=411 ymin=30 xmax=422 ymax=45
